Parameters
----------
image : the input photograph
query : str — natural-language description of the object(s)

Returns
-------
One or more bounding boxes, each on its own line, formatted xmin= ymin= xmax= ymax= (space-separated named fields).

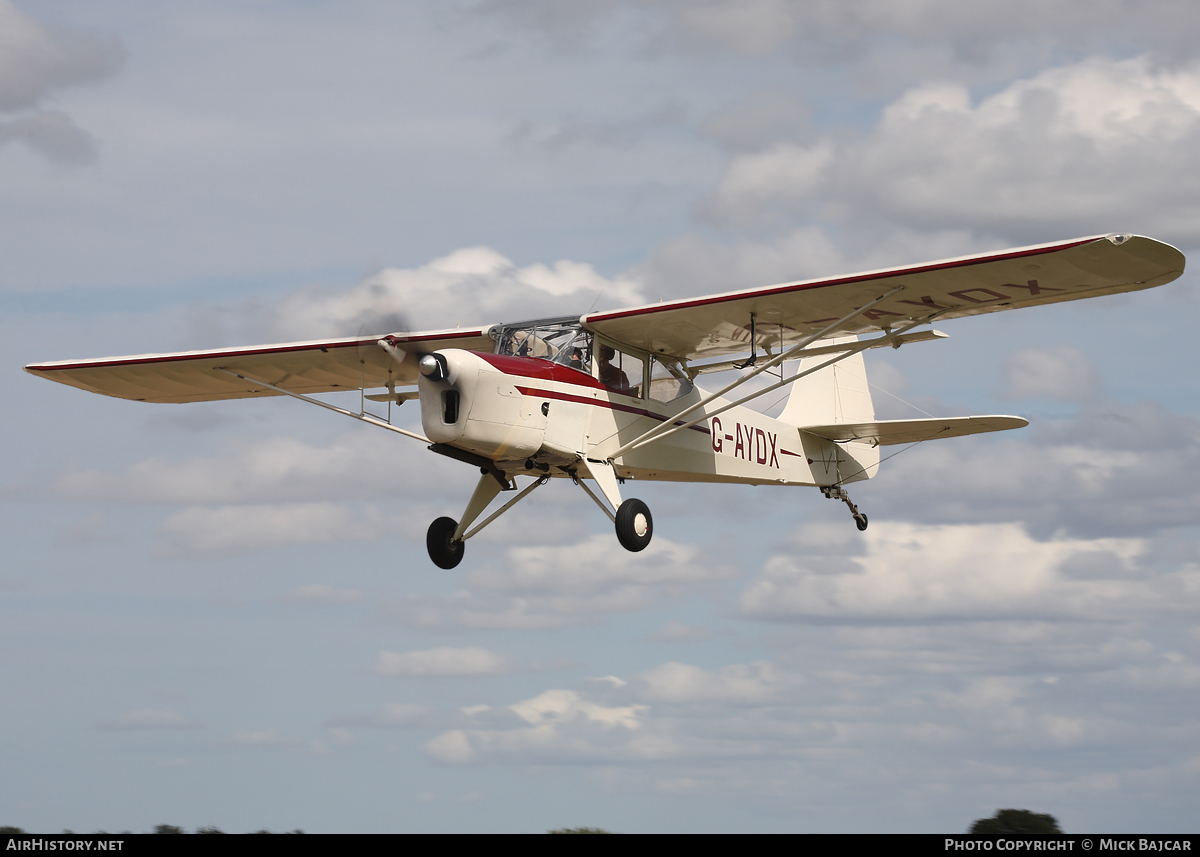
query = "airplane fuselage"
xmin=419 ymin=349 xmax=877 ymax=488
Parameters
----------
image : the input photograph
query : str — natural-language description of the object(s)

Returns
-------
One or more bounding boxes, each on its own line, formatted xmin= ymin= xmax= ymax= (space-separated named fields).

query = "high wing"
xmin=24 ymin=234 xmax=1185 ymax=403
xmin=581 ymin=234 xmax=1184 ymax=363
xmin=800 ymin=416 xmax=1029 ymax=447
xmin=23 ymin=328 xmax=494 ymax=403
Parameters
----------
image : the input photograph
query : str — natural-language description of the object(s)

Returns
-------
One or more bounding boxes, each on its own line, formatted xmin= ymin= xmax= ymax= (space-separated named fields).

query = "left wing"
xmin=582 ymin=234 xmax=1183 ymax=362
xmin=23 ymin=328 xmax=494 ymax=403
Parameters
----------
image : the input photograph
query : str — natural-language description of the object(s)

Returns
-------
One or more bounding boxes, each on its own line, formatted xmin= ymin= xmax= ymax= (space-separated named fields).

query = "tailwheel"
xmin=615 ymin=498 xmax=653 ymax=552
xmin=427 ymin=516 xmax=465 ymax=569
xmin=821 ymin=485 xmax=869 ymax=534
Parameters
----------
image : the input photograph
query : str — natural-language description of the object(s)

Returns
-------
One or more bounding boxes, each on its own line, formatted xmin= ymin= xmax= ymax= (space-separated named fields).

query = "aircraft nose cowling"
xmin=417 ymin=349 xmax=547 ymax=461
xmin=419 ymin=349 xmax=478 ymax=445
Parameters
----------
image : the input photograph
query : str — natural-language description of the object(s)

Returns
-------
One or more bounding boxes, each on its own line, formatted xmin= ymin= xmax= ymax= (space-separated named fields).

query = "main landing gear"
xmin=822 ymin=485 xmax=868 ymax=531
xmin=615 ymin=498 xmax=653 ymax=552
xmin=424 ymin=458 xmax=654 ymax=568
xmin=572 ymin=458 xmax=653 ymax=553
xmin=425 ymin=469 xmax=550 ymax=569
xmin=427 ymin=517 xmax=464 ymax=569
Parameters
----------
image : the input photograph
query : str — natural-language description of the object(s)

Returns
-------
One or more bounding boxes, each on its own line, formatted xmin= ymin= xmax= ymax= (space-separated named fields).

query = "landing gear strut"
xmin=573 ymin=458 xmax=654 ymax=553
xmin=425 ymin=470 xmax=549 ymax=568
xmin=822 ymin=485 xmax=868 ymax=531
xmin=425 ymin=458 xmax=659 ymax=567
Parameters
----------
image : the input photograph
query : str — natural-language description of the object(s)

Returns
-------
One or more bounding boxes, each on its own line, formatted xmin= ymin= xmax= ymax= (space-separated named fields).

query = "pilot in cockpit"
xmin=597 ymin=345 xmax=631 ymax=394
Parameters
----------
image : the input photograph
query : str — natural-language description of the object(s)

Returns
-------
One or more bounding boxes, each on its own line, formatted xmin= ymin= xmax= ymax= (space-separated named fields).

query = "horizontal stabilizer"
xmin=799 ymin=415 xmax=1028 ymax=446
xmin=364 ymin=390 xmax=420 ymax=404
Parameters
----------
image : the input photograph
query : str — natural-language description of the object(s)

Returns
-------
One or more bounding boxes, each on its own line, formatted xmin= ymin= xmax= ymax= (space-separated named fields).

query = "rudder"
xmin=779 ymin=336 xmax=875 ymax=427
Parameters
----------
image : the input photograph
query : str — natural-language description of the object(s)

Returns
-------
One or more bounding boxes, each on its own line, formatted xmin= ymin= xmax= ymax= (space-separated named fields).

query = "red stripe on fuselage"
xmin=514 ymin=385 xmax=710 ymax=435
xmin=474 ymin=352 xmax=606 ymax=390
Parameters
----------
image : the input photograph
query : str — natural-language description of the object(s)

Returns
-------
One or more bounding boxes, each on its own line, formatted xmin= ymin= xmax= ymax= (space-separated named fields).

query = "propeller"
xmin=333 ymin=265 xmax=418 ymax=402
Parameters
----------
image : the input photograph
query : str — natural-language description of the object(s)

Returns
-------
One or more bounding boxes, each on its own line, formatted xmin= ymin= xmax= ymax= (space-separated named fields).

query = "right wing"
xmin=23 ymin=328 xmax=494 ymax=403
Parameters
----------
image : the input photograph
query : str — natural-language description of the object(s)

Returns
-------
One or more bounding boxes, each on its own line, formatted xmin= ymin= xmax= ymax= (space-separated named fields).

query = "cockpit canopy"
xmin=489 ymin=315 xmax=694 ymax=402
xmin=490 ymin=316 xmax=591 ymax=371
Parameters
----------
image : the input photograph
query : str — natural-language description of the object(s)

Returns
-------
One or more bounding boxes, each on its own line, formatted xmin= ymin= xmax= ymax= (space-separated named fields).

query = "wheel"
xmin=427 ymin=517 xmax=464 ymax=569
xmin=615 ymin=498 xmax=653 ymax=552
xmin=855 ymin=514 xmax=869 ymax=532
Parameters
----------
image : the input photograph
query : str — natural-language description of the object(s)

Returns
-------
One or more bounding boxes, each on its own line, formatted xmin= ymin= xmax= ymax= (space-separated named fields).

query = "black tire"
xmin=615 ymin=498 xmax=653 ymax=552
xmin=855 ymin=514 xmax=869 ymax=532
xmin=427 ymin=517 xmax=464 ymax=569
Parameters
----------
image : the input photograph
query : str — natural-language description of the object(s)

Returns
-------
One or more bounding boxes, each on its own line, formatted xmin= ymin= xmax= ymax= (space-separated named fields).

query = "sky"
xmin=3 ymin=0 xmax=1200 ymax=834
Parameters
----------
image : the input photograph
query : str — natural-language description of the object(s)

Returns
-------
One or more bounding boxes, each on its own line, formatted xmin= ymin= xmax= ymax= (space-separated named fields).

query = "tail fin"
xmin=779 ymin=336 xmax=874 ymax=427
xmin=781 ymin=336 xmax=879 ymax=485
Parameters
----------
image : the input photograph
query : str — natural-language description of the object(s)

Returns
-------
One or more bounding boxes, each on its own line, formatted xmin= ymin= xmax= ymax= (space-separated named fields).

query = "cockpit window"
xmin=648 ymin=356 xmax=694 ymax=403
xmin=493 ymin=318 xmax=591 ymax=371
xmin=597 ymin=341 xmax=644 ymax=398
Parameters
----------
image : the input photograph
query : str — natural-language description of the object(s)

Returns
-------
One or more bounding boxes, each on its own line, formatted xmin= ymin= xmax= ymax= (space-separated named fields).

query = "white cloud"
xmin=927 ymin=675 xmax=1134 ymax=749
xmin=1001 ymin=345 xmax=1101 ymax=401
xmin=423 ymin=688 xmax=652 ymax=765
xmin=268 ymin=246 xmax=646 ymax=340
xmin=52 ymin=427 xmax=484 ymax=556
xmin=643 ymin=224 xmax=995 ymax=301
xmin=158 ymin=502 xmax=400 ymax=556
xmin=705 ymin=141 xmax=832 ymax=226
xmin=388 ymin=534 xmax=739 ymax=629
xmin=0 ymin=1 xmax=122 ymax=163
xmin=413 ymin=630 xmax=1200 ymax=801
xmin=868 ymin=400 xmax=1200 ymax=538
xmin=0 ymin=1 xmax=123 ymax=111
xmin=375 ymin=646 xmax=513 ymax=677
xmin=637 ymin=661 xmax=798 ymax=704
xmin=740 ymin=520 xmax=1200 ymax=622
xmin=703 ymin=56 xmax=1200 ymax=244
xmin=54 ymin=430 xmax=456 ymax=507
xmin=468 ymin=534 xmax=737 ymax=594
xmin=701 ymin=92 xmax=811 ymax=152
xmin=424 ymin=730 xmax=475 ymax=765
xmin=511 ymin=688 xmax=646 ymax=728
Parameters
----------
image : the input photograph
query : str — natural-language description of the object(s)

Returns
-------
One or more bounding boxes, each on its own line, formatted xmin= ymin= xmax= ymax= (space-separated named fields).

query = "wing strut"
xmin=623 ymin=319 xmax=936 ymax=454
xmin=214 ymin=368 xmax=430 ymax=443
xmin=606 ymin=287 xmax=912 ymax=460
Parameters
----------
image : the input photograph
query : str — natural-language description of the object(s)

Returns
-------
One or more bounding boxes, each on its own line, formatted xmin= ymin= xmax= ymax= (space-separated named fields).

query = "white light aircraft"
xmin=25 ymin=234 xmax=1184 ymax=568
